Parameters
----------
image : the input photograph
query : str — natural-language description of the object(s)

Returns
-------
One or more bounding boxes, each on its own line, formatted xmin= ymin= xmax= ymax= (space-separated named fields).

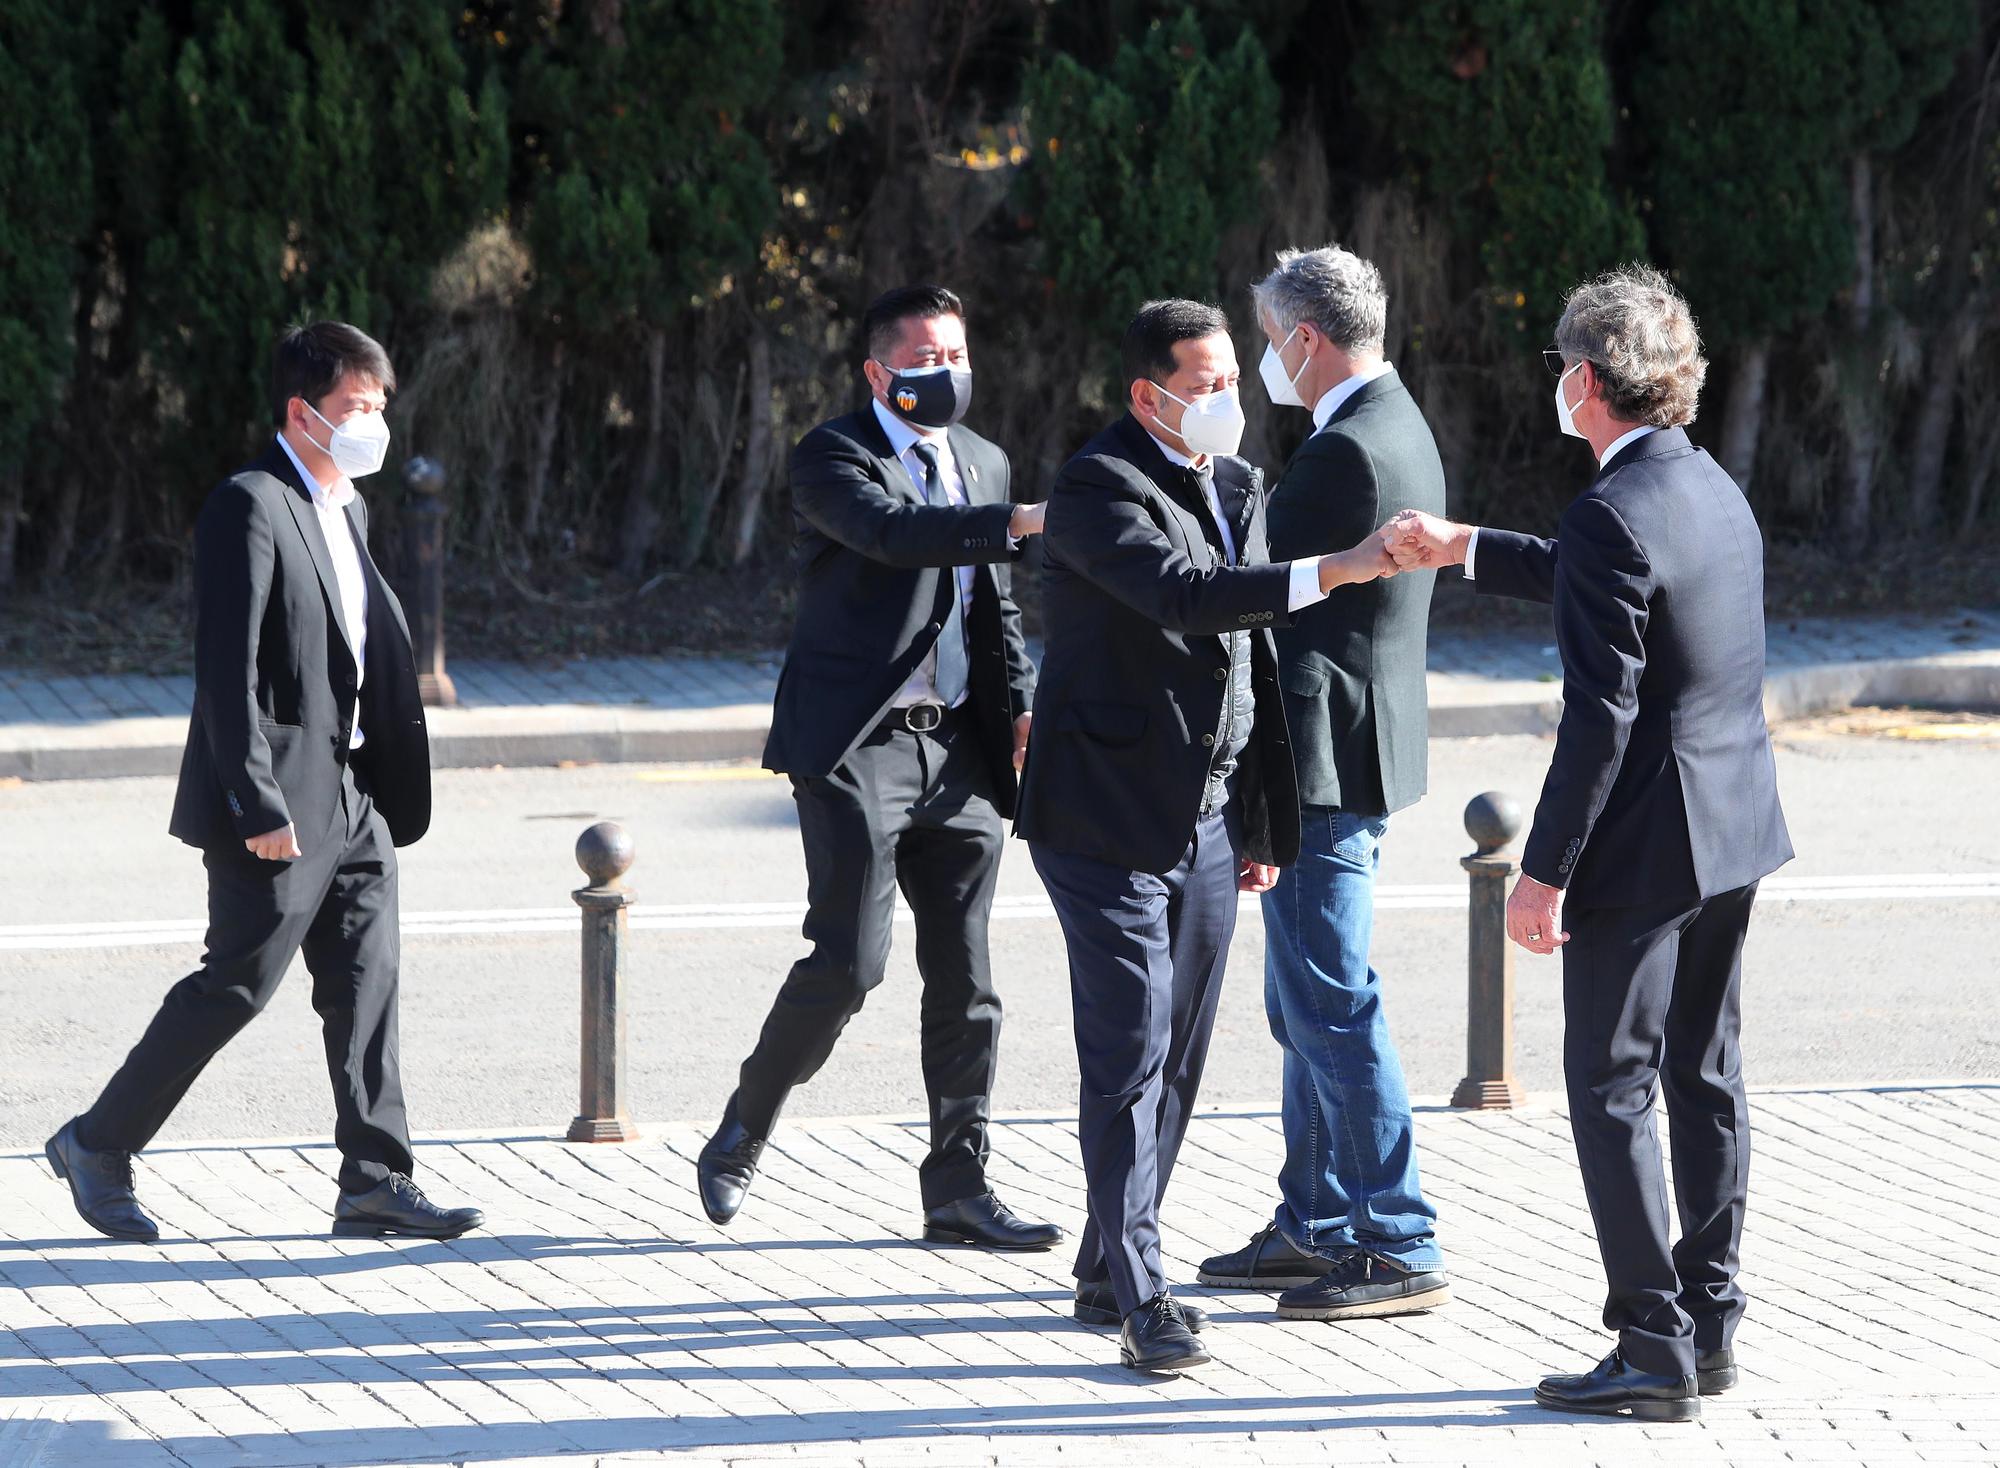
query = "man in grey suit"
xmin=1197 ymin=247 xmax=1450 ymax=1321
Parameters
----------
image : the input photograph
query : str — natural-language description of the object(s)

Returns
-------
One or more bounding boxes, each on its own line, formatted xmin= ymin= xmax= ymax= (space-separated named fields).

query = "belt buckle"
xmin=904 ymin=702 xmax=944 ymax=733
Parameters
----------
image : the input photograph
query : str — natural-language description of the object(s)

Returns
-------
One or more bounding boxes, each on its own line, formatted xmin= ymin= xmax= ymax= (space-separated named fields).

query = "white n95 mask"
xmin=307 ymin=403 xmax=392 ymax=479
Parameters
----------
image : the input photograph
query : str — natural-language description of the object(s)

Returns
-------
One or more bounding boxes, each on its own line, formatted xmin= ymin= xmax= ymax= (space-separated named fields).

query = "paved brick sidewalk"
xmin=3 ymin=1085 xmax=1996 ymax=1466
xmin=2 ymin=610 xmax=1996 ymax=778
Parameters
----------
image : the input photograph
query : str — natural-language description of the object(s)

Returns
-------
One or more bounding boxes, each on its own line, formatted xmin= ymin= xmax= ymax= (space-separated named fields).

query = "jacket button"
xmin=1214 ymin=668 xmax=1227 ymax=681
xmin=1201 ymin=733 xmax=1215 ymax=747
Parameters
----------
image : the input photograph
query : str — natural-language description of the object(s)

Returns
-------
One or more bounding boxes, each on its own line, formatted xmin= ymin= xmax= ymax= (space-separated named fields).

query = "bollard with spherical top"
xmin=1452 ymin=792 xmax=1527 ymax=1109
xmin=568 ymin=821 xmax=638 ymax=1142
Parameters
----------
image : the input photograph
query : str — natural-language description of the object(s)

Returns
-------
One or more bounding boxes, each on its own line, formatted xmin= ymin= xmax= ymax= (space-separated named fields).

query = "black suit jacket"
xmin=1473 ymin=427 xmax=1792 ymax=906
xmin=1266 ymin=370 xmax=1445 ymax=817
xmin=1014 ymin=413 xmax=1300 ymax=874
xmin=761 ymin=407 xmax=1036 ymax=812
xmin=169 ymin=441 xmax=431 ymax=853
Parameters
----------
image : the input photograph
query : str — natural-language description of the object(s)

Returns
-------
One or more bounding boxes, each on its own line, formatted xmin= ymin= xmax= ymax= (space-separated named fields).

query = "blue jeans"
xmin=1262 ymin=806 xmax=1441 ymax=1270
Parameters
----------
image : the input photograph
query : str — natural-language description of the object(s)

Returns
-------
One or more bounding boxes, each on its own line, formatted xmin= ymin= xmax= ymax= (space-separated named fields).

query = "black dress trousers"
xmin=1030 ymin=809 xmax=1240 ymax=1318
xmin=82 ymin=762 xmax=413 ymax=1194
xmin=1562 ymin=880 xmax=1760 ymax=1376
xmin=735 ymin=705 xmax=1005 ymax=1209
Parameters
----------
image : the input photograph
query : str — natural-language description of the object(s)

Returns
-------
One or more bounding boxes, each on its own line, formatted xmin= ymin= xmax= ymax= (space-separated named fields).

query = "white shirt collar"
xmin=1599 ymin=423 xmax=1659 ymax=468
xmin=872 ymin=397 xmax=947 ymax=462
xmin=1311 ymin=360 xmax=1393 ymax=433
xmin=1142 ymin=426 xmax=1201 ymax=470
xmin=275 ymin=433 xmax=355 ymax=509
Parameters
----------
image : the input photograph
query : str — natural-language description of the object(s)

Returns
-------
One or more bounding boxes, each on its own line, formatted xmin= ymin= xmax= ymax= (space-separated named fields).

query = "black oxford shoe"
xmin=696 ymin=1096 xmax=766 ymax=1226
xmin=1120 ymin=1293 xmax=1211 ymax=1373
xmin=922 ymin=1192 xmax=1062 ymax=1251
xmin=333 ymin=1175 xmax=484 ymax=1239
xmin=1534 ymin=1348 xmax=1700 ymax=1422
xmin=45 ymin=1118 xmax=159 ymax=1242
xmin=1698 ymin=1347 xmax=1738 ymax=1394
xmin=1074 ymin=1282 xmax=1206 ymax=1331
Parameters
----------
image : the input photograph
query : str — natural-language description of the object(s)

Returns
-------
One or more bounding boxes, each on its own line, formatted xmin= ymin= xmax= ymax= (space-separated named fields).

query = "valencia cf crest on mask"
xmin=875 ymin=361 xmax=973 ymax=429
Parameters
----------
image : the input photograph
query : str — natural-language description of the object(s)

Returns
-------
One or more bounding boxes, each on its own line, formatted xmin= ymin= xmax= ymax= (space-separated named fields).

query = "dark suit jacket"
xmin=1014 ymin=413 xmax=1300 ymax=874
xmin=1265 ymin=369 xmax=1445 ymax=817
xmin=1473 ymin=427 xmax=1792 ymax=907
xmin=761 ymin=407 xmax=1036 ymax=812
xmin=169 ymin=441 xmax=431 ymax=853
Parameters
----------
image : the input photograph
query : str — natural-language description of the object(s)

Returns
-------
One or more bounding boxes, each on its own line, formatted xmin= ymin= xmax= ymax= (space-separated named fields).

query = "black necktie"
xmin=911 ymin=443 xmax=969 ymax=706
xmin=1191 ymin=463 xmax=1231 ymax=563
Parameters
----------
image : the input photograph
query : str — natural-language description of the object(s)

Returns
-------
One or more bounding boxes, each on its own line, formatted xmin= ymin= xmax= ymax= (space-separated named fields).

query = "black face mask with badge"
xmin=875 ymin=362 xmax=973 ymax=430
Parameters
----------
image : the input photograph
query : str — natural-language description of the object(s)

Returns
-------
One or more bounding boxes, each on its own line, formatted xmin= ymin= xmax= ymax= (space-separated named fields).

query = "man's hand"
xmin=1009 ymin=501 xmax=1047 ymax=538
xmin=245 ymin=822 xmax=302 ymax=861
xmin=1238 ymin=860 xmax=1280 ymax=893
xmin=1316 ymin=536 xmax=1400 ymax=593
xmin=1506 ymin=872 xmax=1568 ymax=955
xmin=1383 ymin=509 xmax=1473 ymax=571
xmin=1012 ymin=712 xmax=1032 ymax=771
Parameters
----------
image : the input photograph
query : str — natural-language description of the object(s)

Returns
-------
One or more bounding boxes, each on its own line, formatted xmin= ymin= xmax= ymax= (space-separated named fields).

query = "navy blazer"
xmin=761 ymin=407 xmax=1035 ymax=810
xmin=1014 ymin=413 xmax=1299 ymax=874
xmin=1473 ymin=427 xmax=1792 ymax=907
xmin=169 ymin=442 xmax=431 ymax=852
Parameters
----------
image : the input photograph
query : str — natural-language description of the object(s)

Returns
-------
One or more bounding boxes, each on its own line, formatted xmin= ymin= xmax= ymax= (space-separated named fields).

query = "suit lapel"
xmin=853 ymin=405 xmax=925 ymax=504
xmin=265 ymin=441 xmax=357 ymax=666
xmin=1115 ymin=413 xmax=1211 ymax=528
xmin=945 ymin=426 xmax=989 ymax=505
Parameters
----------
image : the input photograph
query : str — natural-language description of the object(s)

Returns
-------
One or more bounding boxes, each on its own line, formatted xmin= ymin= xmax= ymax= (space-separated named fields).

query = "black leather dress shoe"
xmin=1196 ymin=1223 xmax=1331 ymax=1290
xmin=1534 ymin=1348 xmax=1700 ymax=1422
xmin=333 ymin=1175 xmax=484 ymax=1239
xmin=1697 ymin=1347 xmax=1738 ymax=1394
xmin=922 ymin=1193 xmax=1061 ymax=1251
xmin=45 ymin=1118 xmax=159 ymax=1242
xmin=1120 ymin=1293 xmax=1211 ymax=1372
xmin=1074 ymin=1282 xmax=1207 ymax=1331
xmin=696 ymin=1096 xmax=766 ymax=1226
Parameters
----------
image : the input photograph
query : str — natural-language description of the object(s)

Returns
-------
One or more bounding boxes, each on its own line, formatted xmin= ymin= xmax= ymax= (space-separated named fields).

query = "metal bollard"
xmin=1451 ymin=791 xmax=1527 ymax=1110
xmin=567 ymin=822 xmax=639 ymax=1142
xmin=401 ymin=456 xmax=457 ymax=707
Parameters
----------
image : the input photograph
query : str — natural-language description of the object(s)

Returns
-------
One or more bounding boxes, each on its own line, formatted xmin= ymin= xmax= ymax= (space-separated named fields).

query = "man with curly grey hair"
xmin=1195 ymin=245 xmax=1450 ymax=1324
xmin=1388 ymin=264 xmax=1792 ymax=1422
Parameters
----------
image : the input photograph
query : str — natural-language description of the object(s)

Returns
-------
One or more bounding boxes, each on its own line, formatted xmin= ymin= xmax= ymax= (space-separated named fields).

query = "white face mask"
xmin=1554 ymin=361 xmax=1587 ymax=440
xmin=1151 ymin=381 xmax=1247 ymax=458
xmin=1259 ymin=325 xmax=1308 ymax=408
xmin=306 ymin=402 xmax=392 ymax=479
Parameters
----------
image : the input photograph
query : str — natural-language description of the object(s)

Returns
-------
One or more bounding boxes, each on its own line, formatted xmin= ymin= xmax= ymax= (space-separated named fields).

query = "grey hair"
xmin=1250 ymin=245 xmax=1387 ymax=354
xmin=1555 ymin=264 xmax=1708 ymax=427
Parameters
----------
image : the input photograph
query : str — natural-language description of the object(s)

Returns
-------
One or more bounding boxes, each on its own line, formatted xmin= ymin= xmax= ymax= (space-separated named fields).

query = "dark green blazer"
xmin=1264 ymin=369 xmax=1445 ymax=817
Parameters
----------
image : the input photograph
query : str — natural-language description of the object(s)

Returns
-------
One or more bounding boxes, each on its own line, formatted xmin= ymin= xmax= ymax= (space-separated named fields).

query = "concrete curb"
xmin=2 ymin=656 xmax=1993 ymax=782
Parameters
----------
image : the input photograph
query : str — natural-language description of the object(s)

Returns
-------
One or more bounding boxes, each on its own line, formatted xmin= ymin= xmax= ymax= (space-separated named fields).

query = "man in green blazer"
xmin=1197 ymin=246 xmax=1450 ymax=1320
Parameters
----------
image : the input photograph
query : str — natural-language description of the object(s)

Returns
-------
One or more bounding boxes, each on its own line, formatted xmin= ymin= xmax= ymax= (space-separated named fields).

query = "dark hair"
xmin=1122 ymin=298 xmax=1231 ymax=388
xmin=270 ymin=321 xmax=396 ymax=424
xmin=861 ymin=285 xmax=965 ymax=361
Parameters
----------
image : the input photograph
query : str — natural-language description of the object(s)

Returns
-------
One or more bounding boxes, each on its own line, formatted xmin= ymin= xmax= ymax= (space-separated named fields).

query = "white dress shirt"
xmin=1142 ymin=429 xmax=1328 ymax=613
xmin=873 ymin=399 xmax=978 ymax=709
xmin=1464 ymin=424 xmax=1658 ymax=580
xmin=276 ymin=434 xmax=368 ymax=748
xmin=1309 ymin=360 xmax=1394 ymax=434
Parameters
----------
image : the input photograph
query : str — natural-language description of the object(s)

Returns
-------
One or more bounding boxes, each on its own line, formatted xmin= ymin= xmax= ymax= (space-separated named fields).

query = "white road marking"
xmin=2 ymin=874 xmax=1995 ymax=952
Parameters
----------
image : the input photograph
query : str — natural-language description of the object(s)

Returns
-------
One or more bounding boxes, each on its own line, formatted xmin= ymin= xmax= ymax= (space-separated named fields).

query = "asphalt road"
xmin=1 ymin=719 xmax=1994 ymax=1154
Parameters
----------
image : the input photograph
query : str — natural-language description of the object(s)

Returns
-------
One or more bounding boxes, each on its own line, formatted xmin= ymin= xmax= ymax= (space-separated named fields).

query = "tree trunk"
xmin=1718 ymin=341 xmax=1768 ymax=493
xmin=1961 ymin=413 xmax=2000 ymax=538
xmin=1837 ymin=156 xmax=1877 ymax=547
xmin=728 ymin=321 xmax=776 ymax=566
xmin=0 ymin=471 xmax=21 ymax=595
xmin=616 ymin=329 xmax=668 ymax=580
xmin=1906 ymin=315 xmax=1974 ymax=533
xmin=522 ymin=339 xmax=565 ymax=542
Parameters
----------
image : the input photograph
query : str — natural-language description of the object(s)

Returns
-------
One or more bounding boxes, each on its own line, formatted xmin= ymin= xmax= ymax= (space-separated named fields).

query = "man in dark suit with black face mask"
xmin=697 ymin=285 xmax=1060 ymax=1253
